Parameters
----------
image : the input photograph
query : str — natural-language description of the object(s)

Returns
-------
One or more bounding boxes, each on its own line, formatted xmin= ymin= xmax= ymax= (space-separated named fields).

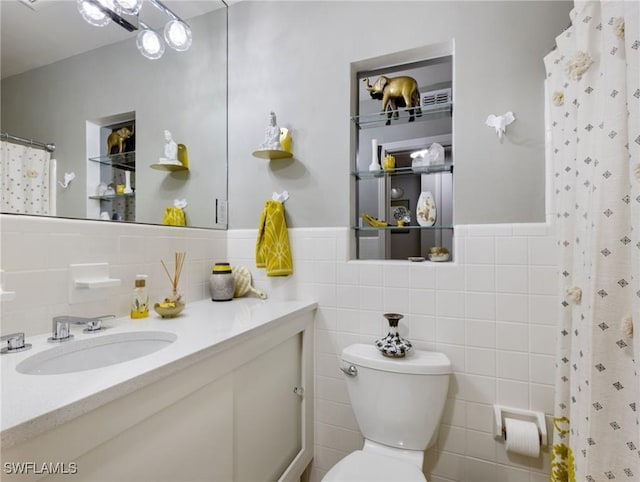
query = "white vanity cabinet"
xmin=1 ymin=303 xmax=314 ymax=482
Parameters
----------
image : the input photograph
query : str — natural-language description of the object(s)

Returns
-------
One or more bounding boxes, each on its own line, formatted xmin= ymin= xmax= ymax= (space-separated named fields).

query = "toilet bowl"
xmin=322 ymin=449 xmax=425 ymax=482
xmin=322 ymin=344 xmax=451 ymax=482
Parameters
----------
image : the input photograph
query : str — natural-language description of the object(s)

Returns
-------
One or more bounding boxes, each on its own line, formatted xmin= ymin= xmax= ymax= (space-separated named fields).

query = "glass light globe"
xmin=164 ymin=20 xmax=192 ymax=52
xmin=77 ymin=0 xmax=119 ymax=27
xmin=114 ymin=0 xmax=143 ymax=15
xmin=137 ymin=29 xmax=165 ymax=60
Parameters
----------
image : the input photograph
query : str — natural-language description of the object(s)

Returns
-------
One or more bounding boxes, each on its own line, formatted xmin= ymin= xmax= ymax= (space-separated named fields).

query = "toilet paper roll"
xmin=504 ymin=418 xmax=540 ymax=458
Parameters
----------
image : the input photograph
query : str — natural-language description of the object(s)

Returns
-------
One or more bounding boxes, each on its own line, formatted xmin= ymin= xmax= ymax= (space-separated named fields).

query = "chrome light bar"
xmin=146 ymin=0 xmax=179 ymax=21
xmin=84 ymin=0 xmax=138 ymax=31
xmin=79 ymin=0 xmax=192 ymax=59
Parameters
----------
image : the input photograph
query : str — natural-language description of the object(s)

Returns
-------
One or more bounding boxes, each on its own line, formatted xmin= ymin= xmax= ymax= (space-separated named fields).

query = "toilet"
xmin=322 ymin=344 xmax=451 ymax=482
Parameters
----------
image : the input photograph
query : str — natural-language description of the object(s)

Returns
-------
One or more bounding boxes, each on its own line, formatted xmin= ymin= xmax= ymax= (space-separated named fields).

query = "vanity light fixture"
xmin=164 ymin=19 xmax=192 ymax=52
xmin=77 ymin=0 xmax=192 ymax=59
xmin=137 ymin=21 xmax=165 ymax=59
xmin=77 ymin=0 xmax=121 ymax=28
xmin=114 ymin=0 xmax=143 ymax=15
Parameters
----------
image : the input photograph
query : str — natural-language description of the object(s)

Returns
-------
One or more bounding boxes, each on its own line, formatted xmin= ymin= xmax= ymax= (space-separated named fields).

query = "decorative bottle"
xmin=123 ymin=171 xmax=133 ymax=194
xmin=209 ymin=263 xmax=234 ymax=302
xmin=131 ymin=275 xmax=149 ymax=319
xmin=368 ymin=138 xmax=381 ymax=171
xmin=375 ymin=313 xmax=412 ymax=357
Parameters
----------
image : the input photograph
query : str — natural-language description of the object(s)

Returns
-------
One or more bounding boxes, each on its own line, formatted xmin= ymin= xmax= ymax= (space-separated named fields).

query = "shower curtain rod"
xmin=0 ymin=132 xmax=55 ymax=153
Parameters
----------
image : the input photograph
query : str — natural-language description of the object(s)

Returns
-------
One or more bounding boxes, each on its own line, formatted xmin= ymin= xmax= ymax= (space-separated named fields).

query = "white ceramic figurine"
xmin=160 ymin=130 xmax=179 ymax=163
xmin=259 ymin=112 xmax=283 ymax=150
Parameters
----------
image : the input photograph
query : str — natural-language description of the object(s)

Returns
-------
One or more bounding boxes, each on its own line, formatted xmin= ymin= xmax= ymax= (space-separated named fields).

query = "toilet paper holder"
xmin=493 ymin=405 xmax=547 ymax=447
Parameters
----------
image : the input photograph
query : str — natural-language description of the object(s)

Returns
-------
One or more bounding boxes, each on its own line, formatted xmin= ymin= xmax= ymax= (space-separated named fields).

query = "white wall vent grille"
xmin=421 ymin=88 xmax=452 ymax=107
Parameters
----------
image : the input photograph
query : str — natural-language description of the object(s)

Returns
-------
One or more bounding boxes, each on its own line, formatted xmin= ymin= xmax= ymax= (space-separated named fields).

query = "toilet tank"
xmin=341 ymin=344 xmax=451 ymax=451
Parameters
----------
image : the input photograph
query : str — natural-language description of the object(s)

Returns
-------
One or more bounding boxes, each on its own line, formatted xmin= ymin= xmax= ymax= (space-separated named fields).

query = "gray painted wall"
xmin=228 ymin=1 xmax=571 ymax=228
xmin=1 ymin=9 xmax=227 ymax=229
xmin=2 ymin=1 xmax=571 ymax=231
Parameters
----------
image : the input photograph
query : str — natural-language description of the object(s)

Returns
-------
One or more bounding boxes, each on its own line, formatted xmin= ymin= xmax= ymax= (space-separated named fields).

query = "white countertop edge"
xmin=1 ymin=298 xmax=317 ymax=448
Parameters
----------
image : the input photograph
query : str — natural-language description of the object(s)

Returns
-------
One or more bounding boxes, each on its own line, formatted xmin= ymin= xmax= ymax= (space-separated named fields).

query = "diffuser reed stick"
xmin=161 ymin=251 xmax=186 ymax=298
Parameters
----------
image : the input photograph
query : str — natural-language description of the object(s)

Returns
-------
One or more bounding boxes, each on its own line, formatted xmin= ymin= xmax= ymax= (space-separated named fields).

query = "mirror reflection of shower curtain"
xmin=0 ymin=141 xmax=52 ymax=215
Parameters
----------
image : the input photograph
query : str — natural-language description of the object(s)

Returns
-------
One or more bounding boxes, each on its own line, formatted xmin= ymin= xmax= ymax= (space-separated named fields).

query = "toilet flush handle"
xmin=340 ymin=365 xmax=358 ymax=377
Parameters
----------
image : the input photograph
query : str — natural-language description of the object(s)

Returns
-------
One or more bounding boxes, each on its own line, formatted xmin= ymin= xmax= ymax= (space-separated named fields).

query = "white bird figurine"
xmin=485 ymin=112 xmax=515 ymax=141
xmin=58 ymin=172 xmax=75 ymax=189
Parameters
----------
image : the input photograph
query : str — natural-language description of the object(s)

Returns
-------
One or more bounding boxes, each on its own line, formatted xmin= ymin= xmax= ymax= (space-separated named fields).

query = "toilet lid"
xmin=322 ymin=451 xmax=426 ymax=482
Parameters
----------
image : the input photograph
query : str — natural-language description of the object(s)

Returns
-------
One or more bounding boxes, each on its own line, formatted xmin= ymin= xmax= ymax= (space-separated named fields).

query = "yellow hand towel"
xmin=163 ymin=206 xmax=186 ymax=226
xmin=256 ymin=200 xmax=293 ymax=276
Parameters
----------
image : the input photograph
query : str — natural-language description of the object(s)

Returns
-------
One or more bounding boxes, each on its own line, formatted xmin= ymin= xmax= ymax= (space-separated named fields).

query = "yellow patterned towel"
xmin=256 ymin=200 xmax=293 ymax=276
xmin=163 ymin=206 xmax=186 ymax=226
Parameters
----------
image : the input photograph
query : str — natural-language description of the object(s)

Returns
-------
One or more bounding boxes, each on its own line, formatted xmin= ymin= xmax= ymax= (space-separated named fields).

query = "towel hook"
xmin=272 ymin=190 xmax=289 ymax=203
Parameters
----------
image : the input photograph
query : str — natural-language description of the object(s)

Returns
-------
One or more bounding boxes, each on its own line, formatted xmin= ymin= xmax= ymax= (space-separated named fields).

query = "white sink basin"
xmin=16 ymin=331 xmax=177 ymax=375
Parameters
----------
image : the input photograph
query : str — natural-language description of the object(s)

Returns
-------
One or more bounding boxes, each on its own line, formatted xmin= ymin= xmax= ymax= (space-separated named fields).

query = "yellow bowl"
xmin=153 ymin=301 xmax=185 ymax=318
xmin=428 ymin=253 xmax=450 ymax=262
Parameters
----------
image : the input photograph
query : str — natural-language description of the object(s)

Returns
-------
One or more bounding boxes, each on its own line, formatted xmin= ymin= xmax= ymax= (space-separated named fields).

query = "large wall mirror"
xmin=0 ymin=0 xmax=227 ymax=229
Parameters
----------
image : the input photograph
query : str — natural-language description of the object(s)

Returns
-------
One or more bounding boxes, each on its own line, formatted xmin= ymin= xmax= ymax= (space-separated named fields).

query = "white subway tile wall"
xmin=227 ymin=222 xmax=558 ymax=482
xmin=0 ymin=215 xmax=226 ymax=336
xmin=1 ymin=216 xmax=559 ymax=482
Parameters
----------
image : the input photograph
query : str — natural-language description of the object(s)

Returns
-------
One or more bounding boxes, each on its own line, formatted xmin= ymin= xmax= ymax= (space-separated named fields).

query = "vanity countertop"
xmin=0 ymin=297 xmax=317 ymax=448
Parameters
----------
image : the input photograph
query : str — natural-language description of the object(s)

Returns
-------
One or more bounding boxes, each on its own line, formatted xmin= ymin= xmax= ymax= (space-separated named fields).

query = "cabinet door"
xmin=63 ymin=375 xmax=234 ymax=482
xmin=233 ymin=334 xmax=302 ymax=481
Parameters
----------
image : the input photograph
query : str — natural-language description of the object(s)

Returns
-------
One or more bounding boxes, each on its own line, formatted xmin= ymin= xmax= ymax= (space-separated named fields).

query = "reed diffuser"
xmin=154 ymin=251 xmax=187 ymax=318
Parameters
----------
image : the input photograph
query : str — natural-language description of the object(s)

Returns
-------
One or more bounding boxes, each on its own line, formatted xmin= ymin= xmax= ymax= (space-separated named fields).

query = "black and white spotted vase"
xmin=375 ymin=313 xmax=412 ymax=358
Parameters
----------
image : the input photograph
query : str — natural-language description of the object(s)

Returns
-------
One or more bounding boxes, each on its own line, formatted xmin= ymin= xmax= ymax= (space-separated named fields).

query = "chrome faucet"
xmin=48 ymin=314 xmax=115 ymax=342
xmin=49 ymin=316 xmax=73 ymax=342
xmin=1 ymin=332 xmax=32 ymax=354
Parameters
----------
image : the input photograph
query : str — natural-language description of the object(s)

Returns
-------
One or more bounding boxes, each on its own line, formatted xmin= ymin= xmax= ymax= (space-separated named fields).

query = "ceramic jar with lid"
xmin=209 ymin=263 xmax=234 ymax=301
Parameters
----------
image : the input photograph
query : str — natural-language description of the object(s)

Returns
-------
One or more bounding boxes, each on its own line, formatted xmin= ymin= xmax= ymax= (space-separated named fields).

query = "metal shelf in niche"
xmin=353 ymin=225 xmax=454 ymax=231
xmin=353 ymin=162 xmax=453 ymax=180
xmin=88 ymin=152 xmax=136 ymax=171
xmin=351 ymin=102 xmax=453 ymax=129
xmin=88 ymin=193 xmax=135 ymax=201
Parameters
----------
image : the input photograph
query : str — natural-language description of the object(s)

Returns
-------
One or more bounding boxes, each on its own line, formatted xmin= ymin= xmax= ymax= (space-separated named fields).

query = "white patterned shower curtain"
xmin=0 ymin=141 xmax=52 ymax=215
xmin=544 ymin=1 xmax=639 ymax=481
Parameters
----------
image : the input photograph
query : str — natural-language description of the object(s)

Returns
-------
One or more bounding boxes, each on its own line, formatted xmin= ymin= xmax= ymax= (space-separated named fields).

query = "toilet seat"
xmin=322 ymin=450 xmax=426 ymax=482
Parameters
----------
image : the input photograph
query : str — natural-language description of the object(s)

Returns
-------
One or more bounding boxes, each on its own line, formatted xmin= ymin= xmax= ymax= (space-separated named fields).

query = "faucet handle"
xmin=1 ymin=332 xmax=32 ymax=354
xmin=85 ymin=319 xmax=102 ymax=332
xmin=78 ymin=314 xmax=115 ymax=333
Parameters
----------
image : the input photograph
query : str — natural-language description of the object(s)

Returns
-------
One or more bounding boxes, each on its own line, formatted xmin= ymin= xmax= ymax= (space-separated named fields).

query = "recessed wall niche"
xmin=86 ymin=112 xmax=136 ymax=223
xmin=351 ymin=44 xmax=454 ymax=262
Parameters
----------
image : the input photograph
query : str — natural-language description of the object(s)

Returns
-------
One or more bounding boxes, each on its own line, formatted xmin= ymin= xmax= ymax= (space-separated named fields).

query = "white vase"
xmin=123 ymin=171 xmax=133 ymax=194
xmin=368 ymin=139 xmax=380 ymax=171
xmin=416 ymin=191 xmax=436 ymax=227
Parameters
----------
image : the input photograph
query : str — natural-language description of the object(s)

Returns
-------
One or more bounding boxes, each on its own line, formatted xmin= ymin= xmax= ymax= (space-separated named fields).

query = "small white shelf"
xmin=69 ymin=263 xmax=121 ymax=304
xmin=0 ymin=271 xmax=14 ymax=301
xmin=74 ymin=279 xmax=121 ymax=289
xmin=0 ymin=291 xmax=16 ymax=302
